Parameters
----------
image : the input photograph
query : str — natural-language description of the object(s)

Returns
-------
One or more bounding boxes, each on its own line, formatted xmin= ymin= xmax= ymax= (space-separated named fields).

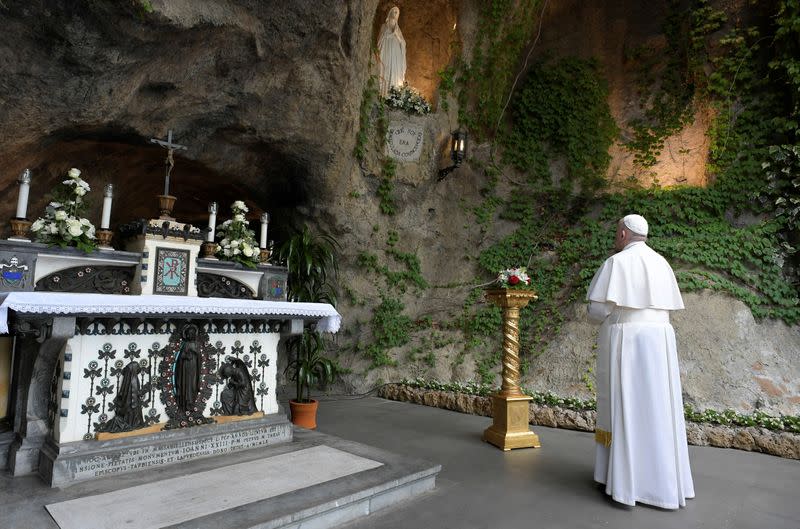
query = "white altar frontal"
xmin=0 ymin=212 xmax=340 ymax=486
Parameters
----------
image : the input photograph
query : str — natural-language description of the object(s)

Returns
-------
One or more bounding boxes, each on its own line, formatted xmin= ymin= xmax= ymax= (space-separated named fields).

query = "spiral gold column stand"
xmin=483 ymin=288 xmax=541 ymax=450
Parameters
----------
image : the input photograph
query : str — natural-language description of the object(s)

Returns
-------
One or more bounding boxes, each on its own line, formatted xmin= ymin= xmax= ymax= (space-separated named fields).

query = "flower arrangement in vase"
xmin=495 ymin=267 xmax=532 ymax=289
xmin=215 ymin=200 xmax=260 ymax=268
xmin=31 ymin=167 xmax=97 ymax=252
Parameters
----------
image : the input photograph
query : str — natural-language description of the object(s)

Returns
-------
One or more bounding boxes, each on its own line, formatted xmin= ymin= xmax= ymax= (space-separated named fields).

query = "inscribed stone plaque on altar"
xmin=386 ymin=122 xmax=424 ymax=162
xmin=154 ymin=247 xmax=190 ymax=296
xmin=40 ymin=418 xmax=293 ymax=486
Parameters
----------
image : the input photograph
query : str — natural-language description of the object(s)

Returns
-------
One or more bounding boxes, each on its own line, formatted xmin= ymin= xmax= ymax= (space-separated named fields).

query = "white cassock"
xmin=586 ymin=241 xmax=695 ymax=509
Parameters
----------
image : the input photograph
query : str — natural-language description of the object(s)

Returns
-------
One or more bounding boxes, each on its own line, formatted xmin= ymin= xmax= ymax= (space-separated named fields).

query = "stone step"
xmin=6 ymin=428 xmax=440 ymax=529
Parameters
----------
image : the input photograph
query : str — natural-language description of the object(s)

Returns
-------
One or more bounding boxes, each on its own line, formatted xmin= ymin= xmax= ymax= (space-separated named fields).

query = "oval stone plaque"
xmin=386 ymin=122 xmax=424 ymax=162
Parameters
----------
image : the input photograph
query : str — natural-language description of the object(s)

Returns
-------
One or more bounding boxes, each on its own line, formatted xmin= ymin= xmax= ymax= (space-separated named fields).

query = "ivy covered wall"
xmin=321 ymin=0 xmax=800 ymax=417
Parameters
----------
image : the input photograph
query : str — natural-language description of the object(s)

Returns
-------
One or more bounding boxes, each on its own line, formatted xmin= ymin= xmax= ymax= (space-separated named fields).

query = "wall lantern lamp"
xmin=437 ymin=129 xmax=468 ymax=181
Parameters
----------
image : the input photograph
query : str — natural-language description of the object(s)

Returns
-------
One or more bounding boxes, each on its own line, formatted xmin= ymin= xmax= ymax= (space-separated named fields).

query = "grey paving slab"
xmin=3 ymin=396 xmax=798 ymax=529
xmin=46 ymin=445 xmax=383 ymax=529
xmin=314 ymin=397 xmax=800 ymax=529
xmin=0 ymin=423 xmax=439 ymax=529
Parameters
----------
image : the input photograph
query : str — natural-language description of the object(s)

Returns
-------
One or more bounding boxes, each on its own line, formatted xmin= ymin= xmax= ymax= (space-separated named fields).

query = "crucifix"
xmin=150 ymin=130 xmax=188 ymax=197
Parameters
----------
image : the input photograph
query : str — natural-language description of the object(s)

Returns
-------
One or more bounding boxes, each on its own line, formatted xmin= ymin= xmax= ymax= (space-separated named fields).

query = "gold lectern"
xmin=483 ymin=288 xmax=541 ymax=450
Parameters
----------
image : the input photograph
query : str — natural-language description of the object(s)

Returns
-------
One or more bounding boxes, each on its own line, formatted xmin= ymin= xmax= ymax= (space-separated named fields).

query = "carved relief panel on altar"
xmin=53 ymin=320 xmax=280 ymax=443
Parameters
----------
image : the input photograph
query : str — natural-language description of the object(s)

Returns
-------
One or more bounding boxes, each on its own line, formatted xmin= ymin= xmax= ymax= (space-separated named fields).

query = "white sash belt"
xmin=609 ymin=308 xmax=669 ymax=324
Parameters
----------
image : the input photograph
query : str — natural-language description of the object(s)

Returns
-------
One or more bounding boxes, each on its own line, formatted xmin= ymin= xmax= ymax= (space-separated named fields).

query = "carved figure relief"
xmin=218 ymin=357 xmax=257 ymax=416
xmin=102 ymin=361 xmax=146 ymax=433
xmin=159 ymin=323 xmax=216 ymax=429
xmin=175 ymin=324 xmax=201 ymax=413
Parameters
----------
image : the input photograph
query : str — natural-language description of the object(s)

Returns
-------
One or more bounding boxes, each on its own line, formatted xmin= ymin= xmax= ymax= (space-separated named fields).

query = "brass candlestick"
xmin=96 ymin=229 xmax=113 ymax=250
xmin=8 ymin=218 xmax=32 ymax=241
xmin=157 ymin=194 xmax=177 ymax=221
xmin=201 ymin=241 xmax=218 ymax=259
xmin=482 ymin=288 xmax=541 ymax=451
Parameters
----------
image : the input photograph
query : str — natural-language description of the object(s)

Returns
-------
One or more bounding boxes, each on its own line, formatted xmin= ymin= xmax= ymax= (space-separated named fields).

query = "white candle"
xmin=15 ymin=169 xmax=31 ymax=219
xmin=100 ymin=184 xmax=113 ymax=230
xmin=260 ymin=213 xmax=269 ymax=249
xmin=208 ymin=202 xmax=218 ymax=242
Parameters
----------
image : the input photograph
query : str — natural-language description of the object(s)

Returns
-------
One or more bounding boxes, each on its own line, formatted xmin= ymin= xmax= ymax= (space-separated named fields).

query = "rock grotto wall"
xmin=0 ymin=0 xmax=379 ymax=233
xmin=0 ymin=1 xmax=797 ymax=418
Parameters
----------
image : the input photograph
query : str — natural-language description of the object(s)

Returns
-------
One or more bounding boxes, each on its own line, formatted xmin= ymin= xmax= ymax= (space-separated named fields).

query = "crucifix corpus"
xmin=150 ymin=130 xmax=188 ymax=220
xmin=150 ymin=130 xmax=188 ymax=196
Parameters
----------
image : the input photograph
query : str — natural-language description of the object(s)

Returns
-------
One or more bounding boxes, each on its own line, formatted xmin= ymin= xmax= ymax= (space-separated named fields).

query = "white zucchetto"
xmin=623 ymin=214 xmax=648 ymax=236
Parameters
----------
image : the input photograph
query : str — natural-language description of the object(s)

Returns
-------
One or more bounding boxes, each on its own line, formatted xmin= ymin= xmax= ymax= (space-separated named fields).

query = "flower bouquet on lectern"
xmin=495 ymin=267 xmax=531 ymax=289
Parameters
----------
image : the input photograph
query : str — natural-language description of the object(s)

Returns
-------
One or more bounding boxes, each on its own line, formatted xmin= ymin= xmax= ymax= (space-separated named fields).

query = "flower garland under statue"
xmin=31 ymin=167 xmax=97 ymax=252
xmin=215 ymin=200 xmax=260 ymax=268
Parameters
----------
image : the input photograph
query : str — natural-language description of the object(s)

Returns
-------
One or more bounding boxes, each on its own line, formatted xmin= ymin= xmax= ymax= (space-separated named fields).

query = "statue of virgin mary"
xmin=377 ymin=6 xmax=406 ymax=97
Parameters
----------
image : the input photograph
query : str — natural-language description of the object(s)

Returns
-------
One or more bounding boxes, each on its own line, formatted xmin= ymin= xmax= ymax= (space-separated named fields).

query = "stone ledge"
xmin=378 ymin=384 xmax=800 ymax=460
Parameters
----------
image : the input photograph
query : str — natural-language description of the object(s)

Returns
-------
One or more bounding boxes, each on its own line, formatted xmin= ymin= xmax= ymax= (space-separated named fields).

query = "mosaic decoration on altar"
xmin=197 ymin=272 xmax=254 ymax=299
xmin=36 ymin=265 xmax=133 ymax=295
xmin=153 ymin=247 xmax=190 ymax=296
xmin=158 ymin=323 xmax=218 ymax=429
xmin=265 ymin=275 xmax=286 ymax=301
xmin=209 ymin=340 xmax=227 ymax=417
xmin=81 ymin=343 xmax=117 ymax=439
xmin=253 ymin=340 xmax=271 ymax=411
xmin=0 ymin=255 xmax=31 ymax=290
xmin=144 ymin=341 xmax=163 ymax=426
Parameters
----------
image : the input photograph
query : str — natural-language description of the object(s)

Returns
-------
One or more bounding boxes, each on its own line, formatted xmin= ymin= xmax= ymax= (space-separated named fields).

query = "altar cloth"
xmin=0 ymin=292 xmax=341 ymax=334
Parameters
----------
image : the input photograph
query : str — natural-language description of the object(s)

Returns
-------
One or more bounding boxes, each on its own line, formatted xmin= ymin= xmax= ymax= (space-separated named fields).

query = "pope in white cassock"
xmin=586 ymin=214 xmax=695 ymax=509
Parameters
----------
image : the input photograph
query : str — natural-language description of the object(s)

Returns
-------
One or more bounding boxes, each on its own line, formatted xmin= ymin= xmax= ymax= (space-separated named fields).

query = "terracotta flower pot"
xmin=289 ymin=399 xmax=319 ymax=429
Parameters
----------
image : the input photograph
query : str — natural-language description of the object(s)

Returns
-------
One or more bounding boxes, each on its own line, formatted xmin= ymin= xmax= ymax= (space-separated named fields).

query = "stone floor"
xmin=1 ymin=396 xmax=799 ymax=529
xmin=315 ymin=397 xmax=800 ymax=529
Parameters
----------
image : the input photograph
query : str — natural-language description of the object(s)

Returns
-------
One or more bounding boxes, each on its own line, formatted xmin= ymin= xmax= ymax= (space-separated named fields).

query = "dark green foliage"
xmin=456 ymin=0 xmax=542 ymax=138
xmin=357 ymin=231 xmax=428 ymax=367
xmin=623 ymin=0 xmax=724 ymax=168
xmin=354 ymin=76 xmax=378 ymax=161
xmin=770 ymin=0 xmax=800 ymax=128
xmin=357 ymin=248 xmax=427 ymax=295
xmin=278 ymin=226 xmax=340 ymax=401
xmin=365 ymin=295 xmax=411 ymax=367
xmin=377 ymin=160 xmax=397 ymax=216
xmin=351 ymin=0 xmax=800 ymax=383
xmin=278 ymin=225 xmax=340 ymax=305
xmin=505 ymin=58 xmax=618 ymax=191
xmin=284 ymin=330 xmax=337 ymax=403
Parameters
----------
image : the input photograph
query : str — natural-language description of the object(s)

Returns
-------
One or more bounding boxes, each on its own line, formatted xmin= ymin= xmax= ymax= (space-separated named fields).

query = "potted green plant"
xmin=283 ymin=330 xmax=335 ymax=428
xmin=278 ymin=225 xmax=340 ymax=429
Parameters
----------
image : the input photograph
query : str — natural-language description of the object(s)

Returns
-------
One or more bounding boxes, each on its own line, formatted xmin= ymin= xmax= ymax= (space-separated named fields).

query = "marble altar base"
xmin=39 ymin=412 xmax=292 ymax=487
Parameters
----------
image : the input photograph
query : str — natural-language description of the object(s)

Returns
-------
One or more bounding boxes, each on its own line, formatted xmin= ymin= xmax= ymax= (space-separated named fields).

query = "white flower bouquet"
xmin=215 ymin=200 xmax=260 ymax=268
xmin=385 ymin=83 xmax=432 ymax=115
xmin=31 ymin=168 xmax=96 ymax=252
xmin=496 ymin=267 xmax=531 ymax=288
